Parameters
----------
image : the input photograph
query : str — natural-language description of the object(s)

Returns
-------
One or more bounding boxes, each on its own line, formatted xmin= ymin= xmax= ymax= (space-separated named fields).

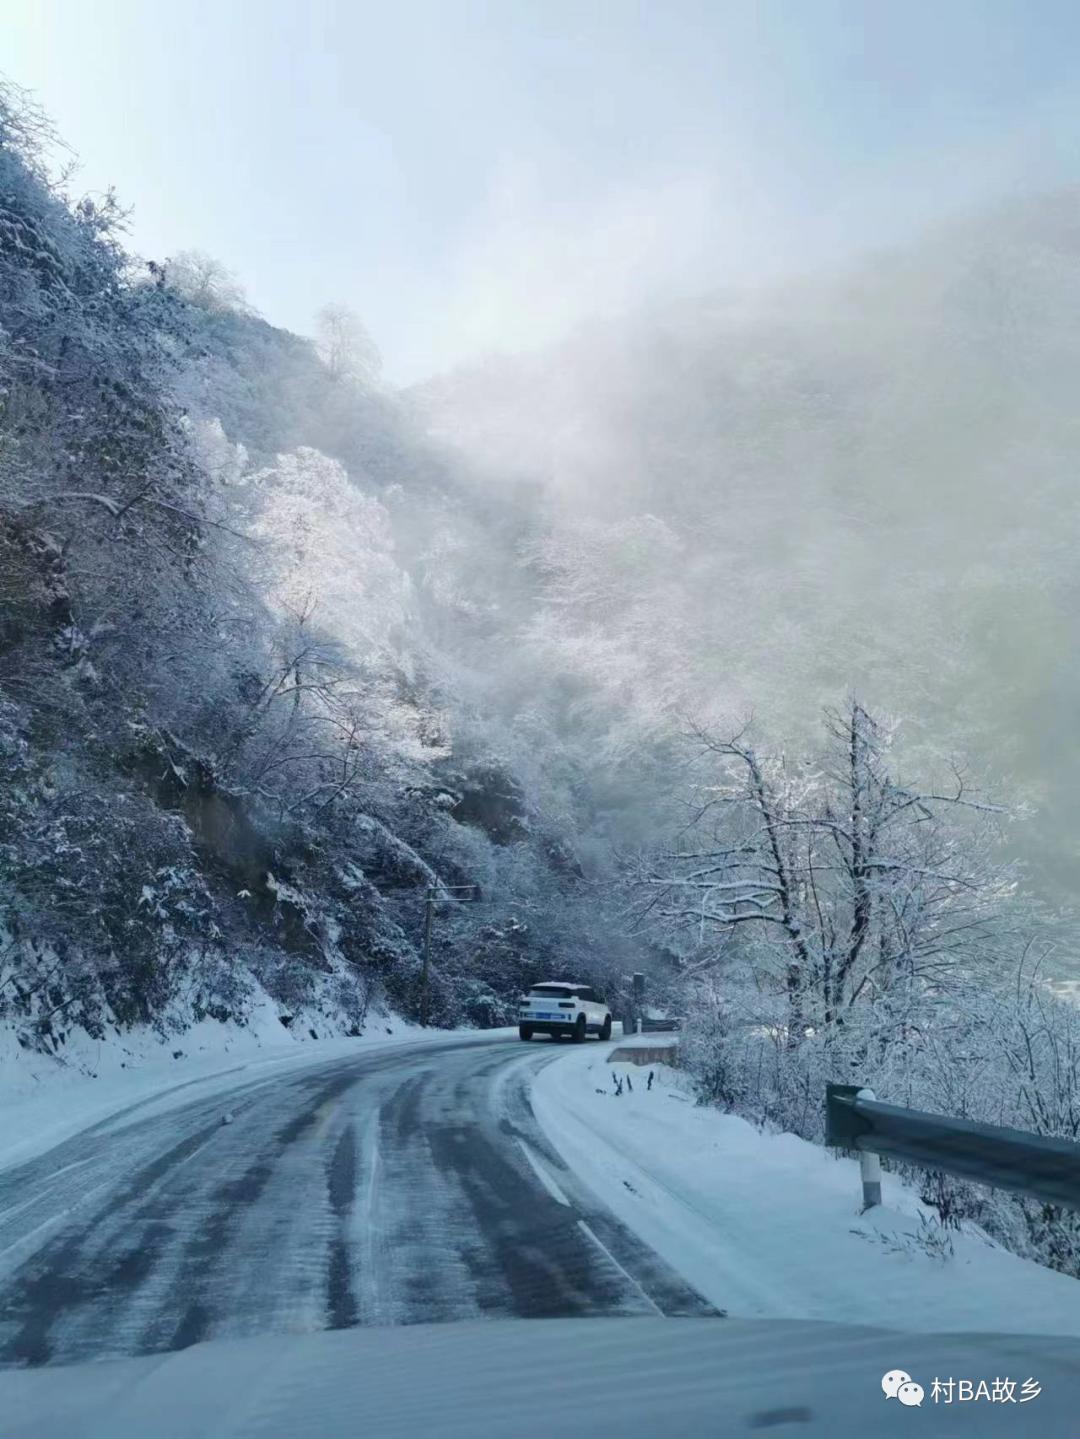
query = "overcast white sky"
xmin=5 ymin=0 xmax=1080 ymax=382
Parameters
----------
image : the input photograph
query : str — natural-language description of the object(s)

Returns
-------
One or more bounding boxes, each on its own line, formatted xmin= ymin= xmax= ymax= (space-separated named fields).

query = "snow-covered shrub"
xmin=681 ymin=968 xmax=1080 ymax=1275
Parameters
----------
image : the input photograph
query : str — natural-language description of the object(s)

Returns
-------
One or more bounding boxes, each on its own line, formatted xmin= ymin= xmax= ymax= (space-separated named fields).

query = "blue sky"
xmin=5 ymin=0 xmax=1080 ymax=381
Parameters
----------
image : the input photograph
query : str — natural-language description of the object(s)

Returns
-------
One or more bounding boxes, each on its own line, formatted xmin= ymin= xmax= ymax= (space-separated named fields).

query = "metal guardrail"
xmin=826 ymin=1082 xmax=1080 ymax=1211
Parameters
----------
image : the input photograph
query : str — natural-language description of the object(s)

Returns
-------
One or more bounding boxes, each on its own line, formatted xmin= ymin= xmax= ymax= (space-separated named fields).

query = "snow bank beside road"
xmin=532 ymin=1046 xmax=1080 ymax=1337
xmin=0 ymin=1006 xmax=510 ymax=1175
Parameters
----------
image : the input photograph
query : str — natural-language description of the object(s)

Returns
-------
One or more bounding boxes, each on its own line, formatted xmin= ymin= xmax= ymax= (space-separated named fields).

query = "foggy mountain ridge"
xmin=413 ymin=188 xmax=1080 ymax=898
xmin=3 ymin=74 xmax=1080 ymax=1073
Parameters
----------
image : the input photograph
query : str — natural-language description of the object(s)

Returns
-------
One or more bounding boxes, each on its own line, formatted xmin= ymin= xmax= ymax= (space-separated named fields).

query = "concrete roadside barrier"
xmin=608 ymin=1040 xmax=678 ymax=1068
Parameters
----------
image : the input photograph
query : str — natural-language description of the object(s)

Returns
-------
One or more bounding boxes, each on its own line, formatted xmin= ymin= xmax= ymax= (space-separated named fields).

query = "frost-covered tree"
xmin=643 ymin=702 xmax=1012 ymax=1039
xmin=247 ymin=448 xmax=412 ymax=673
xmin=314 ymin=302 xmax=381 ymax=385
xmin=649 ymin=703 xmax=1080 ymax=1275
xmin=163 ymin=249 xmax=250 ymax=314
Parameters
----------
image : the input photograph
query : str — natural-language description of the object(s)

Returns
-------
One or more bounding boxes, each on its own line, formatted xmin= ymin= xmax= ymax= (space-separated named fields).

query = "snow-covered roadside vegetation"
xmin=533 ymin=1045 xmax=1080 ymax=1336
xmin=636 ymin=703 xmax=1080 ymax=1277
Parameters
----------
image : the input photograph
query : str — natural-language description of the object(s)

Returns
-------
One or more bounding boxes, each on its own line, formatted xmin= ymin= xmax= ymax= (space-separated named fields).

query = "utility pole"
xmin=418 ymin=883 xmax=478 ymax=1027
xmin=420 ymin=886 xmax=435 ymax=1027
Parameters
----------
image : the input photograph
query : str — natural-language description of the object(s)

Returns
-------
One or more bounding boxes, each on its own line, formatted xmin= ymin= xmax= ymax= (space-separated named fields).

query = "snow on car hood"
xmin=5 ymin=1316 xmax=1079 ymax=1438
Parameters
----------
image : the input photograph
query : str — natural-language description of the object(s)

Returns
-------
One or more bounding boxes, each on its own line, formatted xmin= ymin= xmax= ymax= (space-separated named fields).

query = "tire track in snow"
xmin=0 ymin=1035 xmax=716 ymax=1369
xmin=327 ymin=1123 xmax=359 ymax=1330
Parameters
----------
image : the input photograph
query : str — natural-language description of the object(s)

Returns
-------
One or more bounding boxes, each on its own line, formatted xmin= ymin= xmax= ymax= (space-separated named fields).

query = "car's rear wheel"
xmin=599 ymin=1014 xmax=612 ymax=1041
xmin=519 ymin=1025 xmax=533 ymax=1041
xmin=573 ymin=1013 xmax=587 ymax=1043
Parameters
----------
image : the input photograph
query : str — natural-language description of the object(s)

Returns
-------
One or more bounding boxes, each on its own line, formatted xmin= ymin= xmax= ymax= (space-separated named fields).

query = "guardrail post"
xmin=826 ymin=1080 xmax=1080 ymax=1213
xmin=856 ymin=1087 xmax=882 ymax=1209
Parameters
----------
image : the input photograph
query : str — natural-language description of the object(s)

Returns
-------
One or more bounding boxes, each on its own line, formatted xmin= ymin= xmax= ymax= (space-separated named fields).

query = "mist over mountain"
xmin=416 ymin=192 xmax=1080 ymax=904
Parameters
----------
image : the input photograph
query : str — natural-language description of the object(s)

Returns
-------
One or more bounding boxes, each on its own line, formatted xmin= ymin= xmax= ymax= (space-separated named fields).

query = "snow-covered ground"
xmin=532 ymin=1043 xmax=1080 ymax=1337
xmin=0 ymin=1001 xmax=494 ymax=1176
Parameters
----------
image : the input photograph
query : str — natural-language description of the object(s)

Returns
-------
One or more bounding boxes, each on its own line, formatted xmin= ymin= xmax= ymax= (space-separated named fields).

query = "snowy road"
xmin=0 ymin=1035 xmax=714 ymax=1368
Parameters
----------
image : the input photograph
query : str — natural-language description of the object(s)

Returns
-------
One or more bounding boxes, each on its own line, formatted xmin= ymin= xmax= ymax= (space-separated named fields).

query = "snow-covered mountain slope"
xmin=0 ymin=82 xmax=627 ymax=1063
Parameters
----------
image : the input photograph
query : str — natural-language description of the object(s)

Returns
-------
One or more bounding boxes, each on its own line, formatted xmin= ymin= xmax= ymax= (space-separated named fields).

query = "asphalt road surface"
xmin=0 ymin=1035 xmax=715 ymax=1368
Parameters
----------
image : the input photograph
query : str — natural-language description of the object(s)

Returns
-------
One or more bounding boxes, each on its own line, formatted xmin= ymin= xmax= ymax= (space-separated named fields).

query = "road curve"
xmin=0 ymin=1035 xmax=715 ymax=1368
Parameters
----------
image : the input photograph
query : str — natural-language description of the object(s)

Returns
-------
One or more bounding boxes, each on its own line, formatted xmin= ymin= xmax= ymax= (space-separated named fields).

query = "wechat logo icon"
xmin=882 ymin=1370 xmax=924 ymax=1407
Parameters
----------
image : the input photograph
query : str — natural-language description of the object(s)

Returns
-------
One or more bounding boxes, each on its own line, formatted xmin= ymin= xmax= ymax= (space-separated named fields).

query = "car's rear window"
xmin=530 ymin=986 xmax=576 ymax=998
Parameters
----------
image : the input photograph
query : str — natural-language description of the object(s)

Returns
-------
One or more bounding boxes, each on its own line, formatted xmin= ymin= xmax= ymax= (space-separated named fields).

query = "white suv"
xmin=519 ymin=982 xmax=612 ymax=1042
